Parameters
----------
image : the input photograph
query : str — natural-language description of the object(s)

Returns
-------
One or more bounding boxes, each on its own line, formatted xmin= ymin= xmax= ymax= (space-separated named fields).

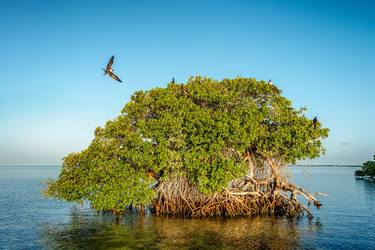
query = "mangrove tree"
xmin=45 ymin=76 xmax=329 ymax=218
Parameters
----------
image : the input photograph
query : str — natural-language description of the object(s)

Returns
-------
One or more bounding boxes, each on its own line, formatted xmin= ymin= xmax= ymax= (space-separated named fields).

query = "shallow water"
xmin=0 ymin=166 xmax=374 ymax=249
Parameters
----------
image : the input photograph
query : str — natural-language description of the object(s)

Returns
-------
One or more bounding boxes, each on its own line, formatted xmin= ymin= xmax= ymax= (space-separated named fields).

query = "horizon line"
xmin=0 ymin=164 xmax=361 ymax=167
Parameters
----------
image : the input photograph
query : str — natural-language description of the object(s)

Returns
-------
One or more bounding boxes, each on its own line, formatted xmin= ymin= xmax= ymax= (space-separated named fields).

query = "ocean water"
xmin=0 ymin=166 xmax=374 ymax=249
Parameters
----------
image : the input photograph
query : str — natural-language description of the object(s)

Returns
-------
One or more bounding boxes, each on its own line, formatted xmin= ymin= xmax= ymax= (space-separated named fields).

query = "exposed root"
xmin=152 ymin=176 xmax=322 ymax=218
xmin=151 ymin=158 xmax=323 ymax=218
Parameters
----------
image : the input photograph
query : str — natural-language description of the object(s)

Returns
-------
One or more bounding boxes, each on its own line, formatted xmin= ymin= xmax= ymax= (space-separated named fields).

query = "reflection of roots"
xmin=152 ymin=159 xmax=324 ymax=218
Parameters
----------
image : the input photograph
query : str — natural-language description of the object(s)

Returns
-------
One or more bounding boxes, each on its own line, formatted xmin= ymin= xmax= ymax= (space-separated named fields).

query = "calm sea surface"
xmin=0 ymin=166 xmax=374 ymax=249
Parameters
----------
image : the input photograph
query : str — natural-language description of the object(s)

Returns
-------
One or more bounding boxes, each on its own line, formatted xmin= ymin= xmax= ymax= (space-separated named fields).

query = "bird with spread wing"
xmin=102 ymin=55 xmax=122 ymax=83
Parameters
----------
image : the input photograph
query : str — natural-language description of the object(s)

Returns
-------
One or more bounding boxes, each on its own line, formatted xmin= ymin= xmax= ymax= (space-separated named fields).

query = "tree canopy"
xmin=46 ymin=76 xmax=329 ymax=213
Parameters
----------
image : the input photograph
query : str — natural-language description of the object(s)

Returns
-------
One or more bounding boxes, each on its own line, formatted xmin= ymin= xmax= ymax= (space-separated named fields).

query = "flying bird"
xmin=313 ymin=116 xmax=318 ymax=129
xmin=102 ymin=55 xmax=122 ymax=83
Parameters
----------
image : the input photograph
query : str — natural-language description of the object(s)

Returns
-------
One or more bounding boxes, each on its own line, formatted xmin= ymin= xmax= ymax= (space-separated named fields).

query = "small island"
xmin=45 ymin=77 xmax=329 ymax=218
xmin=355 ymin=155 xmax=375 ymax=180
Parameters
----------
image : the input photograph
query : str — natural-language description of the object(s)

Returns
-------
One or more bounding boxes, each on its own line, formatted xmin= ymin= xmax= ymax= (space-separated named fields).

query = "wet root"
xmin=152 ymin=175 xmax=324 ymax=218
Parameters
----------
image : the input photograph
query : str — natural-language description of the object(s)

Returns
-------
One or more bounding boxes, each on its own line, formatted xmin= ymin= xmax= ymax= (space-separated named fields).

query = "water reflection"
xmin=39 ymin=207 xmax=322 ymax=249
xmin=354 ymin=178 xmax=375 ymax=191
xmin=4 ymin=166 xmax=375 ymax=249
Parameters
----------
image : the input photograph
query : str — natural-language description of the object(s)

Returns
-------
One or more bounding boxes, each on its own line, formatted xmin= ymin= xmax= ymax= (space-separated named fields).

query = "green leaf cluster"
xmin=46 ymin=77 xmax=329 ymax=211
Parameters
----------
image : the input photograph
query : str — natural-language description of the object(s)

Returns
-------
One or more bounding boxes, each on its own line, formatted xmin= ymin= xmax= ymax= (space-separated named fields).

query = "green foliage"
xmin=46 ymin=76 xmax=329 ymax=212
xmin=362 ymin=155 xmax=375 ymax=176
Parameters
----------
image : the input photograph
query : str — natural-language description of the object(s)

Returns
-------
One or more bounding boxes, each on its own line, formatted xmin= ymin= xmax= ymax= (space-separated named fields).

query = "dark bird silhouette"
xmin=172 ymin=77 xmax=175 ymax=83
xmin=313 ymin=116 xmax=318 ymax=129
xmin=102 ymin=55 xmax=122 ymax=83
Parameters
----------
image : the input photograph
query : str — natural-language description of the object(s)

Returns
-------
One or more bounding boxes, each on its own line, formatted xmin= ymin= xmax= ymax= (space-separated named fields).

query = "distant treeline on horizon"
xmin=290 ymin=165 xmax=361 ymax=167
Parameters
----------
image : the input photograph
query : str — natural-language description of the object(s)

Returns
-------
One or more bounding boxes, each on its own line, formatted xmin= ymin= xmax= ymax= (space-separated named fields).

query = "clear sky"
xmin=0 ymin=0 xmax=374 ymax=165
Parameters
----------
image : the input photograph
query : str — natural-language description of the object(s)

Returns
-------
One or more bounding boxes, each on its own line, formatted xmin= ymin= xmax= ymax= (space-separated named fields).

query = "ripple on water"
xmin=1 ymin=166 xmax=375 ymax=249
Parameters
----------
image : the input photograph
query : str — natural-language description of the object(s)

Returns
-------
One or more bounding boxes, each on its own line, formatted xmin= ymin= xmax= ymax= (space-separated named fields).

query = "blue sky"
xmin=0 ymin=0 xmax=374 ymax=165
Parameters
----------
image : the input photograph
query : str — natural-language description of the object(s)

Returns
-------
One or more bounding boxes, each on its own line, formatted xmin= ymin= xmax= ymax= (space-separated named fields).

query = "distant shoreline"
xmin=0 ymin=165 xmax=61 ymax=167
xmin=290 ymin=165 xmax=360 ymax=167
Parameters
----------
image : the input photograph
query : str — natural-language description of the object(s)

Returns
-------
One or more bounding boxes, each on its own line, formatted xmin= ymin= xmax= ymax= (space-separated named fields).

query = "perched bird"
xmin=313 ymin=116 xmax=318 ymax=129
xmin=102 ymin=55 xmax=122 ymax=83
xmin=172 ymin=77 xmax=175 ymax=83
xmin=268 ymin=79 xmax=280 ymax=94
